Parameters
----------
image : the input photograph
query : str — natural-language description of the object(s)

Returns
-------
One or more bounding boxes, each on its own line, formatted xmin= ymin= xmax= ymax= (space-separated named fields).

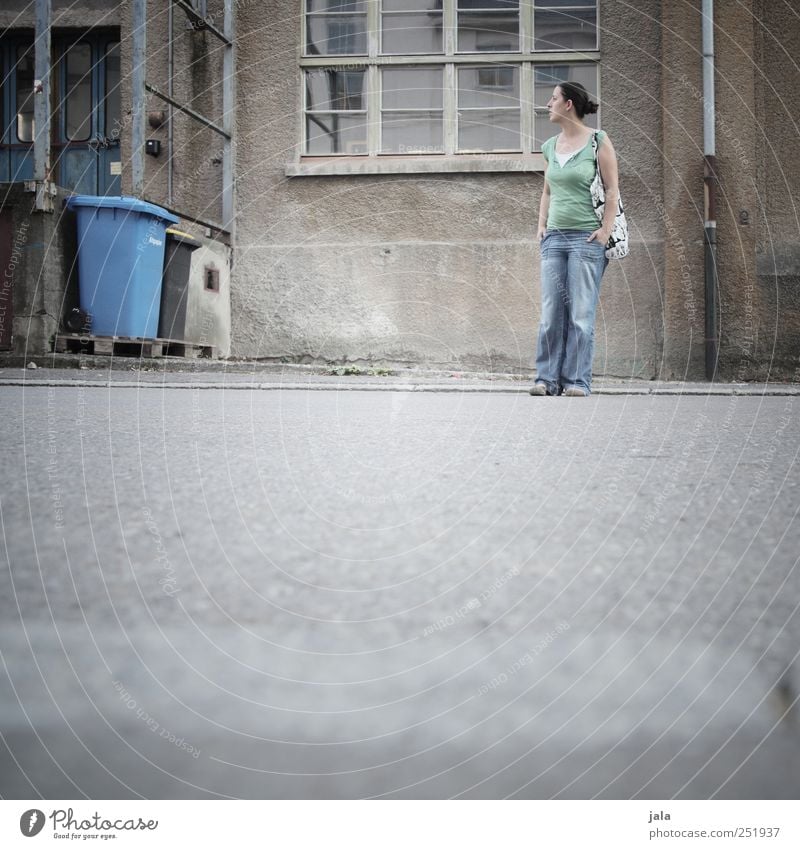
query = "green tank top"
xmin=542 ymin=130 xmax=607 ymax=231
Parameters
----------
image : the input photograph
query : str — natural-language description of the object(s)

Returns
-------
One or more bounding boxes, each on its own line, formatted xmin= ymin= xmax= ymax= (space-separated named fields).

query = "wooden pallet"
xmin=55 ymin=334 xmax=215 ymax=359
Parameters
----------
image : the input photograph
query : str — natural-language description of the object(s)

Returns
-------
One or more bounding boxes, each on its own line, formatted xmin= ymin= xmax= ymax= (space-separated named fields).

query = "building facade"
xmin=2 ymin=1 xmax=798 ymax=380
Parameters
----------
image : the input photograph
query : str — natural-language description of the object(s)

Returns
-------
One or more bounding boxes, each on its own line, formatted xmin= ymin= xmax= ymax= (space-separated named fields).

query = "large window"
xmin=301 ymin=0 xmax=599 ymax=156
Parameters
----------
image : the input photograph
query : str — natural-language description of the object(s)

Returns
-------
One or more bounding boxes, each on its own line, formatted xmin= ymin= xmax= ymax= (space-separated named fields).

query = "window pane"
xmin=458 ymin=110 xmax=520 ymax=151
xmin=306 ymin=113 xmax=367 ymax=154
xmin=306 ymin=14 xmax=367 ymax=54
xmin=382 ymin=68 xmax=443 ymax=109
xmin=458 ymin=65 xmax=518 ymax=108
xmin=382 ymin=13 xmax=444 ymax=54
xmin=105 ymin=42 xmax=120 ymax=138
xmin=382 ymin=112 xmax=443 ymax=153
xmin=306 ymin=69 xmax=366 ymax=110
xmin=534 ymin=0 xmax=595 ymax=7
xmin=533 ymin=63 xmax=597 ymax=109
xmin=384 ymin=0 xmax=445 ymax=9
xmin=533 ymin=64 xmax=597 ymax=149
xmin=534 ymin=8 xmax=598 ymax=51
xmin=307 ymin=0 xmax=366 ymax=10
xmin=16 ymin=46 xmax=35 ymax=142
xmin=457 ymin=12 xmax=519 ymax=52
xmin=458 ymin=1 xmax=518 ymax=9
xmin=66 ymin=43 xmax=92 ymax=141
xmin=534 ymin=108 xmax=596 ymax=148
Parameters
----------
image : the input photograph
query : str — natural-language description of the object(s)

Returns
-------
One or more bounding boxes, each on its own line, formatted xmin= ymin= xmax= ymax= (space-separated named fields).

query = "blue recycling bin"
xmin=66 ymin=195 xmax=179 ymax=338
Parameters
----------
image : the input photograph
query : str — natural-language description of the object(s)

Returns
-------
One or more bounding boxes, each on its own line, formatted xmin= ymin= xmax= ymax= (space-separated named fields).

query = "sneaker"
xmin=564 ymin=386 xmax=588 ymax=397
xmin=529 ymin=383 xmax=548 ymax=396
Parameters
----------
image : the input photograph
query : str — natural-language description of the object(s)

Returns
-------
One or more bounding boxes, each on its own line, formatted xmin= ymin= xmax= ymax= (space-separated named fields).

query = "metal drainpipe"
xmin=702 ymin=0 xmax=719 ymax=380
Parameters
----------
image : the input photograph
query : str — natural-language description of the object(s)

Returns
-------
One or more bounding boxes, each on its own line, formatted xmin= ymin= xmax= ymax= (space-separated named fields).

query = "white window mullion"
xmin=521 ymin=0 xmax=532 ymax=54
xmin=368 ymin=1 xmax=379 ymax=155
xmin=368 ymin=0 xmax=379 ymax=58
xmin=368 ymin=64 xmax=380 ymax=156
xmin=520 ymin=61 xmax=533 ymax=154
xmin=444 ymin=0 xmax=456 ymax=57
xmin=445 ymin=0 xmax=456 ymax=154
xmin=444 ymin=63 xmax=456 ymax=155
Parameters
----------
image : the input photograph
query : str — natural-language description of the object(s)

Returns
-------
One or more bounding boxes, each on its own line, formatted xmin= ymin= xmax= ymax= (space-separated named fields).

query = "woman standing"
xmin=530 ymin=81 xmax=620 ymax=397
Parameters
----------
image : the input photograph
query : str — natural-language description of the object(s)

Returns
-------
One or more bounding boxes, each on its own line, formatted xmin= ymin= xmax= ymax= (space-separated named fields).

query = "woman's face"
xmin=547 ymin=87 xmax=571 ymax=123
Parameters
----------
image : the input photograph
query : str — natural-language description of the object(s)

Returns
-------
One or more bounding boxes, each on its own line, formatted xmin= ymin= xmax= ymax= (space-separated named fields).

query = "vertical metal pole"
xmin=702 ymin=0 xmax=718 ymax=381
xmin=131 ymin=0 xmax=147 ymax=198
xmin=168 ymin=2 xmax=174 ymax=206
xmin=222 ymin=0 xmax=236 ymax=238
xmin=33 ymin=0 xmax=52 ymax=207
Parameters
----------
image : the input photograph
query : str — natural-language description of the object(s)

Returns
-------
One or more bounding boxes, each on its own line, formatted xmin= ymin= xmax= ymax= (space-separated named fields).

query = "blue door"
xmin=0 ymin=31 xmax=120 ymax=195
xmin=1 ymin=38 xmax=36 ymax=183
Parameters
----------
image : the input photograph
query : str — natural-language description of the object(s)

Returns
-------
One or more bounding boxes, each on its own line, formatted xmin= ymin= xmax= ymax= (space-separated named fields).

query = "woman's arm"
xmin=588 ymin=134 xmax=620 ymax=244
xmin=537 ymin=162 xmax=550 ymax=241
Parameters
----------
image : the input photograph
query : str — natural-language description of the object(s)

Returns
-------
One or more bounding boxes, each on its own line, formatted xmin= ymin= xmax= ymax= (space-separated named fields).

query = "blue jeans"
xmin=535 ymin=229 xmax=609 ymax=395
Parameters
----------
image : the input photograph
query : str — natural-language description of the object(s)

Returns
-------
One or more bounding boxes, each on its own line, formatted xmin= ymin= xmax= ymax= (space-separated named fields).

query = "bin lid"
xmin=66 ymin=195 xmax=179 ymax=224
xmin=165 ymin=228 xmax=202 ymax=249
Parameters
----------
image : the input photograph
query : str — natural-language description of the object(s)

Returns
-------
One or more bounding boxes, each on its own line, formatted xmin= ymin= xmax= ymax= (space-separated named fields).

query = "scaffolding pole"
xmin=131 ymin=0 xmax=147 ymax=198
xmin=131 ymin=0 xmax=234 ymax=238
xmin=222 ymin=0 xmax=235 ymax=236
xmin=32 ymin=0 xmax=53 ymax=211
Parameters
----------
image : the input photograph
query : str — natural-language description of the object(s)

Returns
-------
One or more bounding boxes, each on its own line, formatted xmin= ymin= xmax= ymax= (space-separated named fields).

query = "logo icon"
xmin=19 ymin=809 xmax=45 ymax=837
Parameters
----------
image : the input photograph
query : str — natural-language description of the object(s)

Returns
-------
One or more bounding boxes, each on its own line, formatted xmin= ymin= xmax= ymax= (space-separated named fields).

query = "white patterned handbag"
xmin=590 ymin=132 xmax=629 ymax=259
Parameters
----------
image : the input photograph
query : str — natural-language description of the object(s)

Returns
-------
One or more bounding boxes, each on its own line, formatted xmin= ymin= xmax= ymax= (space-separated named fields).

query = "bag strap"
xmin=592 ymin=131 xmax=604 ymax=187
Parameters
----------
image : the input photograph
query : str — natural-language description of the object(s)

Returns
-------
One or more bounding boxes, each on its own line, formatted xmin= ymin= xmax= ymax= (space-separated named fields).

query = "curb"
xmin=2 ymin=378 xmax=799 ymax=396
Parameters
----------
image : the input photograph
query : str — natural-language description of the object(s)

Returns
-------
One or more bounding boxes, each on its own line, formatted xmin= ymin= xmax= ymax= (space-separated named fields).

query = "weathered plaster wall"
xmin=231 ymin=0 xmax=664 ymax=375
xmin=658 ymin=0 xmax=706 ymax=381
xmin=714 ymin=0 xmax=761 ymax=381
xmin=0 ymin=0 xmax=121 ymax=29
xmin=749 ymin=0 xmax=800 ymax=379
xmin=118 ymin=0 xmax=227 ymax=237
xmin=1 ymin=184 xmax=78 ymax=355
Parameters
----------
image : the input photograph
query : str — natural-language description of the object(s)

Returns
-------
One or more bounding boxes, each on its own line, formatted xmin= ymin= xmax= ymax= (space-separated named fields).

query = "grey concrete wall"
xmin=185 ymin=240 xmax=231 ymax=357
xmin=747 ymin=0 xmax=800 ymax=380
xmin=1 ymin=184 xmax=78 ymax=356
xmin=231 ymin=0 xmax=665 ymax=375
xmin=0 ymin=0 xmax=121 ymax=29
xmin=118 ymin=0 xmax=227 ymax=237
xmin=7 ymin=1 xmax=795 ymax=376
xmin=658 ymin=0 xmax=706 ymax=381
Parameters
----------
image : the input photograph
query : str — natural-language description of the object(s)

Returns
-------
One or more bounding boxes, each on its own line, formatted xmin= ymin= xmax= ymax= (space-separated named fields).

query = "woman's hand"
xmin=587 ymin=226 xmax=611 ymax=245
xmin=537 ymin=226 xmax=548 ymax=242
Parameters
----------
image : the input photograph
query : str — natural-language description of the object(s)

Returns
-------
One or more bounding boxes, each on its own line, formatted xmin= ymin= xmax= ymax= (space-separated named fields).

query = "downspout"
xmin=702 ymin=0 xmax=719 ymax=380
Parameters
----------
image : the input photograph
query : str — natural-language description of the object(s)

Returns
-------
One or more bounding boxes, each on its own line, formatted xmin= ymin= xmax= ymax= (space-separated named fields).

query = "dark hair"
xmin=557 ymin=81 xmax=599 ymax=119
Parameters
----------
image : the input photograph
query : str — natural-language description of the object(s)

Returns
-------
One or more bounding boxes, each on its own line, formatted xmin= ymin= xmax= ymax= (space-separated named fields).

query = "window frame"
xmin=297 ymin=0 xmax=601 ymax=170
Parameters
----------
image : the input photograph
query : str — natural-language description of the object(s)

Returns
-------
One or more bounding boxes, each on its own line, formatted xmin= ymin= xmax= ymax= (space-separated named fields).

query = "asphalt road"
xmin=1 ymin=386 xmax=799 ymax=799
